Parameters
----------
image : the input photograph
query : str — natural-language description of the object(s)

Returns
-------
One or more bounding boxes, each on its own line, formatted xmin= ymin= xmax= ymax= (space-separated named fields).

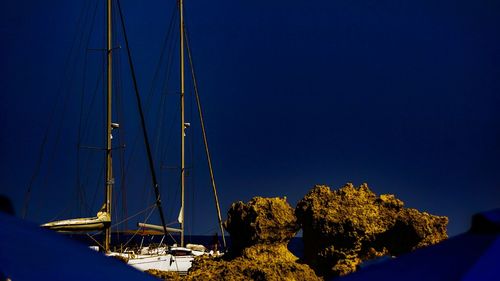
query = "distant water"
xmin=65 ymin=233 xmax=304 ymax=258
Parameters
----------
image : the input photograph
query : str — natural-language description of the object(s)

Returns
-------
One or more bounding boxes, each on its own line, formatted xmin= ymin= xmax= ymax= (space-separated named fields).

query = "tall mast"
xmin=179 ymin=0 xmax=186 ymax=247
xmin=104 ymin=0 xmax=113 ymax=252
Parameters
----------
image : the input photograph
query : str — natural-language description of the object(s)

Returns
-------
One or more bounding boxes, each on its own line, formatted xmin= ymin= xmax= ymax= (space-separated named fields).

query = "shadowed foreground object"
xmin=0 ymin=212 xmax=157 ymax=281
xmin=0 ymin=195 xmax=15 ymax=215
xmin=296 ymin=184 xmax=448 ymax=277
xmin=339 ymin=208 xmax=500 ymax=281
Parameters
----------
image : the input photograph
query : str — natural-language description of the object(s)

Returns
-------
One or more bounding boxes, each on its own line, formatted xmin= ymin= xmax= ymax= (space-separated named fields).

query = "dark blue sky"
xmin=1 ymin=0 xmax=499 ymax=237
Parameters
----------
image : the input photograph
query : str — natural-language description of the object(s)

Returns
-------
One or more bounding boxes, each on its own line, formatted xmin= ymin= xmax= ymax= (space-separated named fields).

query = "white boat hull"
xmin=126 ymin=254 xmax=193 ymax=275
xmin=108 ymin=246 xmax=205 ymax=275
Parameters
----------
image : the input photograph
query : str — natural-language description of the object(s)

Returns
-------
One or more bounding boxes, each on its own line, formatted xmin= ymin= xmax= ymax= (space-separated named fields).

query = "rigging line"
xmin=117 ymin=0 xmax=169 ymax=235
xmin=148 ymin=88 xmax=168 ymax=218
xmin=128 ymin=10 xmax=176 ymax=224
xmin=139 ymin=171 xmax=153 ymax=222
xmin=159 ymin=107 xmax=179 ymax=169
xmin=109 ymin=203 xmax=156 ymax=228
xmin=80 ymin=26 xmax=105 ymax=143
xmin=49 ymin=198 xmax=74 ymax=222
xmin=184 ymin=23 xmax=227 ymax=248
xmin=153 ymin=15 xmax=179 ymax=151
xmin=157 ymin=19 xmax=179 ymax=103
xmin=153 ymin=17 xmax=179 ymax=188
xmin=79 ymin=3 xmax=106 ymax=216
xmin=112 ymin=8 xmax=119 ymax=232
xmin=166 ymin=220 xmax=180 ymax=226
xmin=79 ymin=73 xmax=103 ymax=145
xmin=123 ymin=7 xmax=177 ymax=209
xmin=77 ymin=0 xmax=101 ymax=216
xmin=166 ymin=228 xmax=178 ymax=245
xmin=39 ymin=0 xmax=99 ymax=218
xmin=89 ymin=157 xmax=106 ymax=214
xmin=76 ymin=13 xmax=88 ymax=217
xmin=159 ymin=101 xmax=179 ymax=170
xmin=152 ymin=74 xmax=169 ymax=175
xmin=22 ymin=0 xmax=93 ymax=219
xmin=79 ymin=8 xmax=107 ymax=193
xmin=145 ymin=3 xmax=177 ymax=105
xmin=172 ymin=172 xmax=181 ymax=217
xmin=165 ymin=162 xmax=181 ymax=223
xmin=79 ymin=5 xmax=110 ymax=145
xmin=187 ymin=81 xmax=196 ymax=238
xmin=147 ymin=10 xmax=178 ymax=210
xmin=111 ymin=4 xmax=128 ymax=230
xmin=86 ymin=233 xmax=105 ymax=249
xmin=157 ymin=19 xmax=181 ymax=226
xmin=148 ymin=6 xmax=178 ymax=106
xmin=121 ymin=206 xmax=156 ymax=248
xmin=80 ymin=147 xmax=102 ymax=212
xmin=117 ymin=58 xmax=129 ymax=231
xmin=101 ymin=0 xmax=107 ymax=206
xmin=156 ymin=11 xmax=179 ymax=170
xmin=191 ymin=104 xmax=197 ymax=238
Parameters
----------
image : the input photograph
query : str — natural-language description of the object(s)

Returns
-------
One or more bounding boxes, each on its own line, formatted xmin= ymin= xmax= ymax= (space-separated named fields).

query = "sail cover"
xmin=137 ymin=223 xmax=182 ymax=233
xmin=41 ymin=204 xmax=110 ymax=232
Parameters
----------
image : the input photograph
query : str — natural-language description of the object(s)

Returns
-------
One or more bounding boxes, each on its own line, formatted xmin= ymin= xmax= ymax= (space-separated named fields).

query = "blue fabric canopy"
xmin=0 ymin=212 xmax=157 ymax=281
xmin=339 ymin=209 xmax=500 ymax=281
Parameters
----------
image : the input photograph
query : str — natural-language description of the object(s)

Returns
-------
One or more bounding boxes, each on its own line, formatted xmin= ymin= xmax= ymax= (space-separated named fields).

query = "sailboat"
xmin=37 ymin=0 xmax=226 ymax=275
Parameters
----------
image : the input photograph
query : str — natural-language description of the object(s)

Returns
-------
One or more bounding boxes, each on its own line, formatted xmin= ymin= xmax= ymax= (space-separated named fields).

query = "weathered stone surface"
xmin=145 ymin=269 xmax=181 ymax=280
xmin=186 ymin=244 xmax=321 ymax=281
xmin=185 ymin=197 xmax=321 ymax=281
xmin=223 ymin=197 xmax=300 ymax=255
xmin=296 ymin=183 xmax=448 ymax=278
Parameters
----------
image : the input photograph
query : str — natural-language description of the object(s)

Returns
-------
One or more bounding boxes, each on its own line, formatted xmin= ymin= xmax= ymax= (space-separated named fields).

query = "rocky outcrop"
xmin=186 ymin=244 xmax=321 ymax=280
xmin=187 ymin=197 xmax=321 ymax=281
xmin=296 ymin=183 xmax=448 ymax=278
xmin=223 ymin=196 xmax=300 ymax=255
xmin=147 ymin=185 xmax=448 ymax=280
xmin=145 ymin=269 xmax=181 ymax=280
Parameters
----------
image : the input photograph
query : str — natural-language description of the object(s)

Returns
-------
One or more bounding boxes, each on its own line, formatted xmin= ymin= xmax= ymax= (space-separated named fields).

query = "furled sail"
xmin=41 ymin=204 xmax=110 ymax=232
xmin=177 ymin=207 xmax=183 ymax=224
xmin=137 ymin=223 xmax=182 ymax=233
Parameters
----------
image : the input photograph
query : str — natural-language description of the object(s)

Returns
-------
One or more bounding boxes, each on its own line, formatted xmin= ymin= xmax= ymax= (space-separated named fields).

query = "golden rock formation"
xmin=186 ymin=197 xmax=321 ymax=281
xmin=223 ymin=197 xmax=300 ymax=255
xmin=186 ymin=244 xmax=321 ymax=281
xmin=146 ymin=185 xmax=448 ymax=280
xmin=295 ymin=183 xmax=448 ymax=278
xmin=145 ymin=269 xmax=181 ymax=280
